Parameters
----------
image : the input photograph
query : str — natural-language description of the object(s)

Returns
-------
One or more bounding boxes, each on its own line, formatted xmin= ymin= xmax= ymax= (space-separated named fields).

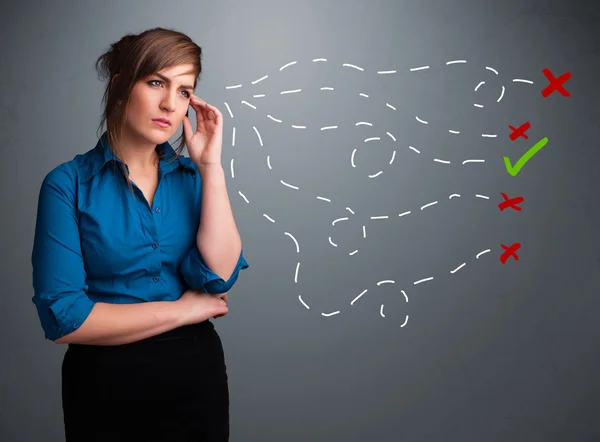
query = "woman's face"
xmin=124 ymin=63 xmax=196 ymax=145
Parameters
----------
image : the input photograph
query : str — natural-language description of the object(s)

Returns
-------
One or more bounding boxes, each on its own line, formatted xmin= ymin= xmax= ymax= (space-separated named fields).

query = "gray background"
xmin=1 ymin=0 xmax=599 ymax=441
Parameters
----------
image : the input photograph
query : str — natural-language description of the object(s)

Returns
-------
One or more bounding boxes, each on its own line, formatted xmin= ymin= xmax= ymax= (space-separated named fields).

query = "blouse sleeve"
xmin=179 ymin=247 xmax=249 ymax=294
xmin=31 ymin=165 xmax=96 ymax=341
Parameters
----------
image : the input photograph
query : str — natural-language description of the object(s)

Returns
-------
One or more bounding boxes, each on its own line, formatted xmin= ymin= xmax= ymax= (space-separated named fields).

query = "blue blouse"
xmin=31 ymin=132 xmax=249 ymax=341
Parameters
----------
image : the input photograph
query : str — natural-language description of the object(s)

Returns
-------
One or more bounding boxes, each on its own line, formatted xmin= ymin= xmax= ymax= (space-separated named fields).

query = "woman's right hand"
xmin=175 ymin=289 xmax=229 ymax=326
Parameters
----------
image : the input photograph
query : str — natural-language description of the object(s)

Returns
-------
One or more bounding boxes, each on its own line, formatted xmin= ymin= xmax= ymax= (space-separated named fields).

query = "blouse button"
xmin=153 ymin=276 xmax=159 ymax=283
xmin=155 ymin=207 xmax=161 ymax=213
xmin=152 ymin=243 xmax=158 ymax=249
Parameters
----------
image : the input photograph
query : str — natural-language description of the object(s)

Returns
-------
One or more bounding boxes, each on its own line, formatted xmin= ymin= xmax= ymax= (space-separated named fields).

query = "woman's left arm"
xmin=195 ymin=163 xmax=242 ymax=282
xmin=183 ymin=95 xmax=244 ymax=283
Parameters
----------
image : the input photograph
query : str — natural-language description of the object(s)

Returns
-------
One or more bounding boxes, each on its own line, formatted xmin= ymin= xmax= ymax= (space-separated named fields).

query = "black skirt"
xmin=61 ymin=320 xmax=229 ymax=442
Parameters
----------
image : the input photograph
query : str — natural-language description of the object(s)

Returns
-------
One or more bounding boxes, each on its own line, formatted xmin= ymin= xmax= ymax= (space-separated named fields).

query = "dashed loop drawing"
xmin=219 ymin=56 xmax=548 ymax=326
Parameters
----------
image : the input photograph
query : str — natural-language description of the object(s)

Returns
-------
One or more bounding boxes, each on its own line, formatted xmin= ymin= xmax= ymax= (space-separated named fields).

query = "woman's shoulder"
xmin=40 ymin=147 xmax=97 ymax=193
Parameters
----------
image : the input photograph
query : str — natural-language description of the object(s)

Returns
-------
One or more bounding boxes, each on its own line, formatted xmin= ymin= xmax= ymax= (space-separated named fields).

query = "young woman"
xmin=31 ymin=27 xmax=249 ymax=441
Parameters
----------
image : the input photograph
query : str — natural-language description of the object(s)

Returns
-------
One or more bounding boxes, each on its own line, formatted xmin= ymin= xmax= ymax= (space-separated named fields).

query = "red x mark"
xmin=498 ymin=193 xmax=524 ymax=212
xmin=500 ymin=243 xmax=521 ymax=264
xmin=508 ymin=121 xmax=530 ymax=141
xmin=541 ymin=68 xmax=571 ymax=98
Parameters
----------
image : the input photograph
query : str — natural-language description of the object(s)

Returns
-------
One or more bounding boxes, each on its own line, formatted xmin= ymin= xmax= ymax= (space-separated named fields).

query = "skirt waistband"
xmin=68 ymin=320 xmax=214 ymax=351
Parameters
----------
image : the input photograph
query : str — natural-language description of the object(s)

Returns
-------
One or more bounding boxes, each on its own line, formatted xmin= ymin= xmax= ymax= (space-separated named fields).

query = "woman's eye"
xmin=148 ymin=80 xmax=162 ymax=87
xmin=181 ymin=91 xmax=190 ymax=98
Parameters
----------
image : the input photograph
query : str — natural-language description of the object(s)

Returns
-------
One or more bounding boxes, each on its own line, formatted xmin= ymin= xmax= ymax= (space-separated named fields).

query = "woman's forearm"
xmin=196 ymin=164 xmax=242 ymax=281
xmin=54 ymin=301 xmax=185 ymax=346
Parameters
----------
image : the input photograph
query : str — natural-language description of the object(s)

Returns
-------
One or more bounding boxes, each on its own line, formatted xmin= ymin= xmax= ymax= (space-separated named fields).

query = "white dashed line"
xmin=332 ymin=217 xmax=349 ymax=225
xmin=252 ymin=75 xmax=269 ymax=84
xmin=497 ymin=86 xmax=505 ymax=102
xmin=350 ymin=289 xmax=368 ymax=305
xmin=281 ymin=180 xmax=299 ymax=190
xmin=322 ymin=311 xmax=340 ymax=317
xmin=227 ymin=55 xmax=516 ymax=326
xmin=241 ymin=100 xmax=256 ymax=110
xmin=285 ymin=232 xmax=299 ymax=253
xmin=224 ymin=102 xmax=233 ymax=118
xmin=421 ymin=201 xmax=438 ymax=210
xmin=280 ymin=61 xmax=297 ymax=71
xmin=253 ymin=127 xmax=263 ymax=146
xmin=343 ymin=63 xmax=364 ymax=71
xmin=450 ymin=263 xmax=466 ymax=274
xmin=298 ymin=295 xmax=310 ymax=309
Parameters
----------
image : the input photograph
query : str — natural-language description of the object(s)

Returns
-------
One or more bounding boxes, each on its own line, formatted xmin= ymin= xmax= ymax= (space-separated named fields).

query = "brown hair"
xmin=94 ymin=27 xmax=202 ymax=189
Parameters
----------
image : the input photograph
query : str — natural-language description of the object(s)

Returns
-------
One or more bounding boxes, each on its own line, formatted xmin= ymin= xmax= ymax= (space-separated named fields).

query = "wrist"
xmin=196 ymin=162 xmax=223 ymax=173
xmin=167 ymin=299 xmax=189 ymax=327
xmin=197 ymin=163 xmax=226 ymax=184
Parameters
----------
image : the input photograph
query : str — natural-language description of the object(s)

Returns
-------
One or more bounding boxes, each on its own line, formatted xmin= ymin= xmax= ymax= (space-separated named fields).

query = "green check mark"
xmin=504 ymin=137 xmax=549 ymax=177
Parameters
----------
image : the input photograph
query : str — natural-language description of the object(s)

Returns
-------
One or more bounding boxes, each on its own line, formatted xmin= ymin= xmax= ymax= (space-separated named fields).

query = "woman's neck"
xmin=113 ymin=131 xmax=159 ymax=171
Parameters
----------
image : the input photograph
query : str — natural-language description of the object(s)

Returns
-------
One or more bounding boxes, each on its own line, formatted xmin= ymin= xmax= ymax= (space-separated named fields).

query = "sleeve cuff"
xmin=180 ymin=247 xmax=249 ymax=294
xmin=33 ymin=291 xmax=96 ymax=341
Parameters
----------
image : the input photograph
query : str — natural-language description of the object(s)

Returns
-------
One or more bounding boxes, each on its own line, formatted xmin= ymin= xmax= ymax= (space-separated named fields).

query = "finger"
xmin=204 ymin=103 xmax=222 ymax=124
xmin=199 ymin=104 xmax=213 ymax=123
xmin=188 ymin=98 xmax=204 ymax=112
xmin=191 ymin=95 xmax=206 ymax=105
xmin=189 ymin=103 xmax=205 ymax=123
xmin=193 ymin=98 xmax=219 ymax=121
xmin=189 ymin=98 xmax=208 ymax=120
